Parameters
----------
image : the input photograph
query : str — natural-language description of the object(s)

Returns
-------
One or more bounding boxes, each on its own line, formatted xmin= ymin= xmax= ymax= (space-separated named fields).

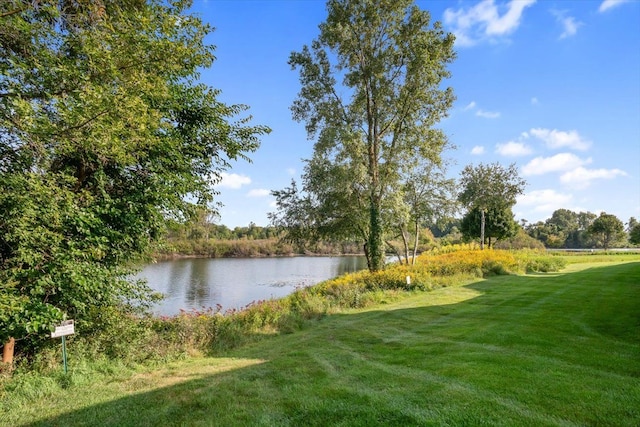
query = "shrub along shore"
xmin=154 ymin=238 xmax=364 ymax=259
xmin=0 ymin=247 xmax=640 ymax=425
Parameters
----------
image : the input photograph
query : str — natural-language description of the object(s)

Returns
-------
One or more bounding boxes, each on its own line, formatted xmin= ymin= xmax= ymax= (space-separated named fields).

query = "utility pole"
xmin=480 ymin=208 xmax=485 ymax=250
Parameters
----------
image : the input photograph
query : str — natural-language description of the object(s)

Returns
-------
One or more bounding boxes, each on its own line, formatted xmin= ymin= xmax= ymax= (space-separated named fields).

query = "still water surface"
xmin=139 ymin=256 xmax=367 ymax=316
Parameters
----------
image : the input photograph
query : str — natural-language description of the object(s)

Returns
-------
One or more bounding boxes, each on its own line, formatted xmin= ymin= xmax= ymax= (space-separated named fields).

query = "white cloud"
xmin=521 ymin=153 xmax=591 ymax=176
xmin=486 ymin=0 xmax=537 ymax=35
xmin=529 ymin=128 xmax=591 ymax=151
xmin=560 ymin=167 xmax=628 ymax=189
xmin=449 ymin=31 xmax=476 ymax=47
xmin=247 ymin=189 xmax=270 ymax=198
xmin=476 ymin=109 xmax=501 ymax=119
xmin=495 ymin=141 xmax=533 ymax=156
xmin=599 ymin=0 xmax=630 ymax=13
xmin=462 ymin=101 xmax=499 ymax=118
xmin=463 ymin=101 xmax=477 ymax=111
xmin=444 ymin=0 xmax=536 ymax=46
xmin=287 ymin=168 xmax=296 ymax=176
xmin=531 ymin=97 xmax=539 ymax=105
xmin=517 ymin=189 xmax=574 ymax=215
xmin=552 ymin=10 xmax=583 ymax=39
xmin=216 ymin=172 xmax=251 ymax=189
xmin=561 ymin=17 xmax=581 ymax=39
xmin=471 ymin=145 xmax=485 ymax=155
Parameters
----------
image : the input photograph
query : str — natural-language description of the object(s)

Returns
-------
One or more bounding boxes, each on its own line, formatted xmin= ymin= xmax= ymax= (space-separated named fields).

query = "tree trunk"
xmin=2 ymin=338 xmax=15 ymax=365
xmin=386 ymin=240 xmax=403 ymax=264
xmin=412 ymin=219 xmax=419 ymax=266
xmin=480 ymin=208 xmax=485 ymax=250
xmin=400 ymin=227 xmax=410 ymax=265
xmin=363 ymin=242 xmax=371 ymax=271
xmin=369 ymin=201 xmax=384 ymax=271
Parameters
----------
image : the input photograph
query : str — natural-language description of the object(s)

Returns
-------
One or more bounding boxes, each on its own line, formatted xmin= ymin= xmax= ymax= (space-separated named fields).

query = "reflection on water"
xmin=136 ymin=256 xmax=367 ymax=316
xmin=186 ymin=259 xmax=211 ymax=307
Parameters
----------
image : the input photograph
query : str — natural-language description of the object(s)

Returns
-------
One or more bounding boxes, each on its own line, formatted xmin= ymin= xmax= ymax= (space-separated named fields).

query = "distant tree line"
xmin=163 ymin=161 xmax=636 ymax=255
xmin=167 ymin=213 xmax=282 ymax=241
xmin=525 ymin=210 xmax=635 ymax=250
xmin=164 ymin=205 xmax=639 ymax=256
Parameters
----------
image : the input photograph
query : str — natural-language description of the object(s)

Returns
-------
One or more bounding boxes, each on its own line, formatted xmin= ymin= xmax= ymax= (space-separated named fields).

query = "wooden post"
xmin=2 ymin=338 xmax=15 ymax=365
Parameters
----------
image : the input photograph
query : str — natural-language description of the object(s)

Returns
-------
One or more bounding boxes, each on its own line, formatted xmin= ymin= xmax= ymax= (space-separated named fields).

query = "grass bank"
xmin=1 ymin=255 xmax=638 ymax=426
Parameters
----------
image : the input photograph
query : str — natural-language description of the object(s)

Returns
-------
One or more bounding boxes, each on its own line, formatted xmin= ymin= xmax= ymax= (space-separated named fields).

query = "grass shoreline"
xmin=2 ymin=253 xmax=639 ymax=426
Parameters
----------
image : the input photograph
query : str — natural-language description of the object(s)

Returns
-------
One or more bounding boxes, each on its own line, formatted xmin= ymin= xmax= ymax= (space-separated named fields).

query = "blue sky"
xmin=190 ymin=0 xmax=640 ymax=229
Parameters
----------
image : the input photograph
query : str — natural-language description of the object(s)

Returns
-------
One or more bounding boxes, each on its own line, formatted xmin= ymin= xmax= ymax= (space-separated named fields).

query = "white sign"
xmin=51 ymin=320 xmax=75 ymax=338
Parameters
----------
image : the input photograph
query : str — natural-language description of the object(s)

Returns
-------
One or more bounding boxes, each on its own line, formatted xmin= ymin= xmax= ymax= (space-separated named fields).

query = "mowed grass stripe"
xmin=9 ymin=261 xmax=640 ymax=427
xmin=227 ymin=261 xmax=639 ymax=426
xmin=308 ymin=338 xmax=579 ymax=427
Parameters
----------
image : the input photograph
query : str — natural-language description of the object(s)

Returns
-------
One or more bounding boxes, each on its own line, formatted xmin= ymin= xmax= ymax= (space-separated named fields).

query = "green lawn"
xmin=2 ymin=261 xmax=639 ymax=426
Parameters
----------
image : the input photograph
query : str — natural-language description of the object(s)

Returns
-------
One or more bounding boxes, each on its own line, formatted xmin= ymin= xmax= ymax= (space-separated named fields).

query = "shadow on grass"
xmin=19 ymin=262 xmax=640 ymax=427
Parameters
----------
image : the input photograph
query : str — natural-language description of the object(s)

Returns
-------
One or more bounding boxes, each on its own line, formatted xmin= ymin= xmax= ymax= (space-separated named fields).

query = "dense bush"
xmin=513 ymin=251 xmax=567 ymax=272
xmin=494 ymin=229 xmax=546 ymax=250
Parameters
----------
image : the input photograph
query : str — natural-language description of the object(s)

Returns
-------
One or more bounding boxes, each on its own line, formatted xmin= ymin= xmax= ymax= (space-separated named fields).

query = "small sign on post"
xmin=51 ymin=320 xmax=75 ymax=338
xmin=51 ymin=320 xmax=75 ymax=374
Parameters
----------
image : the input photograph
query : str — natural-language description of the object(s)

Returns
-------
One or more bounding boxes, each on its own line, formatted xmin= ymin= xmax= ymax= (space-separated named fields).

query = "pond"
xmin=137 ymin=256 xmax=368 ymax=316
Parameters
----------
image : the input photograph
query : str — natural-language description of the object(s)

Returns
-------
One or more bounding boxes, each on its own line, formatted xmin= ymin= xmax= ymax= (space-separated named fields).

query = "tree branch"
xmin=0 ymin=7 xmax=26 ymax=19
xmin=52 ymin=109 xmax=110 ymax=137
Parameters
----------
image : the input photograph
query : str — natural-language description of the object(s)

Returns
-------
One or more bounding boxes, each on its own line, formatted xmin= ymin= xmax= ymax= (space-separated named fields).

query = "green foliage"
xmin=460 ymin=205 xmax=518 ymax=248
xmin=162 ymin=239 xmax=292 ymax=258
xmin=167 ymin=215 xmax=284 ymax=242
xmin=156 ymin=238 xmax=362 ymax=258
xmin=280 ymin=0 xmax=456 ymax=272
xmin=458 ymin=162 xmax=526 ymax=211
xmin=0 ymin=1 xmax=269 ymax=352
xmin=588 ymin=212 xmax=625 ymax=250
xmin=457 ymin=162 xmax=526 ymax=249
xmin=390 ymin=162 xmax=458 ymax=265
xmin=525 ymin=209 xmax=597 ymax=248
xmin=630 ymin=223 xmax=640 ymax=245
xmin=494 ymin=229 xmax=545 ymax=250
xmin=518 ymin=253 xmax=566 ymax=273
xmin=418 ymin=246 xmax=566 ymax=276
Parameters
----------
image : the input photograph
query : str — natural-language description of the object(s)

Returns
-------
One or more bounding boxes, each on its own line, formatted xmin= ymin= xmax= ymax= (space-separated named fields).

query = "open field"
xmin=2 ymin=259 xmax=639 ymax=426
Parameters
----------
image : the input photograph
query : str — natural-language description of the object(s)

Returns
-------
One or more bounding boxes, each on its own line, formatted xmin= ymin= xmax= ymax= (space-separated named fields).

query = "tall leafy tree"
xmin=283 ymin=0 xmax=456 ymax=271
xmin=545 ymin=209 xmax=596 ymax=248
xmin=525 ymin=209 xmax=596 ymax=248
xmin=0 ymin=0 xmax=269 ymax=355
xmin=395 ymin=161 xmax=457 ymax=264
xmin=588 ymin=212 xmax=625 ymax=250
xmin=629 ymin=223 xmax=640 ymax=246
xmin=547 ymin=209 xmax=579 ymax=234
xmin=460 ymin=205 xmax=518 ymax=248
xmin=457 ymin=162 xmax=526 ymax=249
xmin=525 ymin=221 xmax=564 ymax=248
xmin=572 ymin=211 xmax=597 ymax=248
